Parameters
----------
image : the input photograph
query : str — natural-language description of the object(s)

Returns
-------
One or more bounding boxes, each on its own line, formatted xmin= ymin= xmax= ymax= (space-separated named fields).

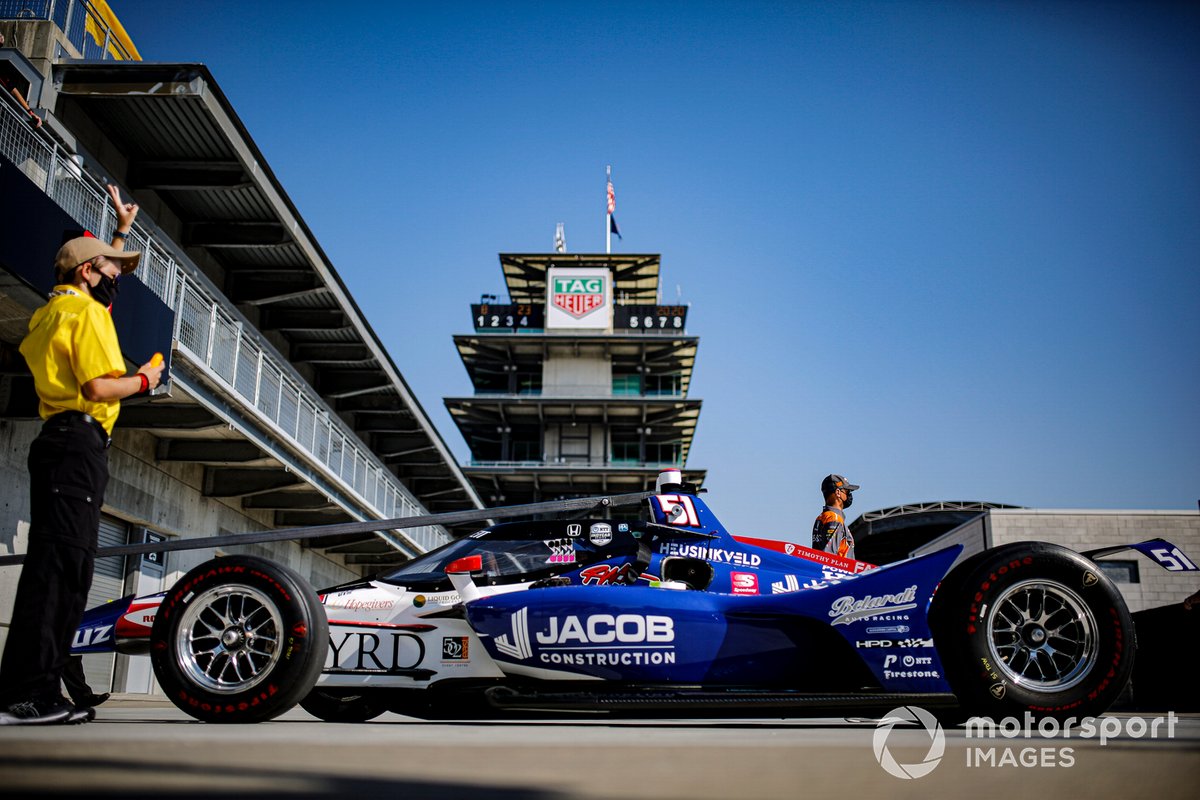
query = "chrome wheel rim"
xmin=986 ymin=579 xmax=1097 ymax=691
xmin=175 ymin=584 xmax=283 ymax=694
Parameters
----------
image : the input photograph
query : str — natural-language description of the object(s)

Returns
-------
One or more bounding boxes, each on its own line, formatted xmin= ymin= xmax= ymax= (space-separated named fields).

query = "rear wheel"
xmin=151 ymin=556 xmax=328 ymax=723
xmin=300 ymin=688 xmax=389 ymax=722
xmin=932 ymin=542 xmax=1134 ymax=721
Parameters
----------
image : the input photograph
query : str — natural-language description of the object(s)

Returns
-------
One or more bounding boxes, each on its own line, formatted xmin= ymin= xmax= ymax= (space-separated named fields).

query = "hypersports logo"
xmin=495 ymin=607 xmax=533 ymax=660
xmin=545 ymin=538 xmax=575 ymax=564
xmin=829 ymin=586 xmax=919 ymax=626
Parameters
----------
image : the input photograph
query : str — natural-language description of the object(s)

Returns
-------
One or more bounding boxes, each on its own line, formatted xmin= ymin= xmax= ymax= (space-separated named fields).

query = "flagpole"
xmin=605 ymin=165 xmax=612 ymax=255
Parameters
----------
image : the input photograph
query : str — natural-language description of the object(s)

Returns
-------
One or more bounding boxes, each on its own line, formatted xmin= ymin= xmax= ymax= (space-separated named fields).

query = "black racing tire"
xmin=299 ymin=688 xmax=389 ymax=722
xmin=150 ymin=555 xmax=328 ymax=723
xmin=931 ymin=542 xmax=1135 ymax=722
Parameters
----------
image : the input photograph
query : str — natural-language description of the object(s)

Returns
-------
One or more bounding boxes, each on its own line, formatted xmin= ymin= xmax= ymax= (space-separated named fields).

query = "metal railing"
xmin=467 ymin=384 xmax=684 ymax=399
xmin=469 ymin=458 xmax=683 ymax=469
xmin=0 ymin=98 xmax=448 ymax=554
xmin=1 ymin=0 xmax=138 ymax=61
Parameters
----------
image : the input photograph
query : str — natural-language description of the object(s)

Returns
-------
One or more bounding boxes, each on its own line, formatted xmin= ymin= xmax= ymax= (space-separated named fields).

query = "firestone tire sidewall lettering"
xmin=150 ymin=555 xmax=328 ymax=723
xmin=939 ymin=542 xmax=1135 ymax=721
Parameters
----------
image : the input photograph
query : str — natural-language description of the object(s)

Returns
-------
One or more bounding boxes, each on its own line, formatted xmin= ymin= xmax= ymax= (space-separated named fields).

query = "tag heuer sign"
xmin=553 ymin=276 xmax=605 ymax=318
xmin=546 ymin=267 xmax=611 ymax=329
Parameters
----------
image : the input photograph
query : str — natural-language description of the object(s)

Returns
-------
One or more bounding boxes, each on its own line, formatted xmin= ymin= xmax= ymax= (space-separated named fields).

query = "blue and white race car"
xmin=74 ymin=475 xmax=1196 ymax=723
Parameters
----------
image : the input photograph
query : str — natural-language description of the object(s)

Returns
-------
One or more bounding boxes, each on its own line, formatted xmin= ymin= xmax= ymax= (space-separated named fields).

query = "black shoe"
xmin=72 ymin=692 xmax=110 ymax=709
xmin=65 ymin=704 xmax=94 ymax=724
xmin=0 ymin=698 xmax=73 ymax=726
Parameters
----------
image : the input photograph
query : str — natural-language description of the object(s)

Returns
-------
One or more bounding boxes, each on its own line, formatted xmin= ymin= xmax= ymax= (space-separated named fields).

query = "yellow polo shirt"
xmin=19 ymin=286 xmax=127 ymax=434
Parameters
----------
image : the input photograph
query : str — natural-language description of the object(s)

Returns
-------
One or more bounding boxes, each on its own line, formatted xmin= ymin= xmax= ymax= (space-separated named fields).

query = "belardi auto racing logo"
xmin=552 ymin=275 xmax=607 ymax=318
xmin=828 ymin=585 xmax=919 ymax=626
xmin=495 ymin=607 xmax=677 ymax=667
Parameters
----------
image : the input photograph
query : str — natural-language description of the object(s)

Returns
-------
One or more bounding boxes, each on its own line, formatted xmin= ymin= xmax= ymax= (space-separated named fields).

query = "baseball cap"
xmin=54 ymin=236 xmax=141 ymax=281
xmin=821 ymin=474 xmax=860 ymax=495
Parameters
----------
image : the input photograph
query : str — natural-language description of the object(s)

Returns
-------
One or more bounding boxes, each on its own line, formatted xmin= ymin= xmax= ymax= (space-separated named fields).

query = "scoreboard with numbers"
xmin=472 ymin=304 xmax=545 ymax=331
xmin=613 ymin=304 xmax=687 ymax=333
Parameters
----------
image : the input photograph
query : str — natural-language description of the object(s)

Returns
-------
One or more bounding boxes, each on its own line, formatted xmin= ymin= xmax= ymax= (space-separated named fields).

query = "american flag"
xmin=607 ymin=169 xmax=621 ymax=239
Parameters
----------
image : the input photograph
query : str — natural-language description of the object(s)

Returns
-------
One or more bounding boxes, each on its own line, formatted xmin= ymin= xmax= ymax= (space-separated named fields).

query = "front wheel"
xmin=932 ymin=542 xmax=1135 ymax=721
xmin=150 ymin=556 xmax=328 ymax=723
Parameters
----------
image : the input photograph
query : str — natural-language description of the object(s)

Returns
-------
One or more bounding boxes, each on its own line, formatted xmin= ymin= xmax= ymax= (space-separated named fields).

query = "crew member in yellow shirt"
xmin=0 ymin=186 xmax=163 ymax=726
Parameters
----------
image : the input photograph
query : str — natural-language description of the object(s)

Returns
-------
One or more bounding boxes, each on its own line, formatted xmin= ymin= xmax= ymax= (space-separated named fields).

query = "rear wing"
xmin=1083 ymin=539 xmax=1199 ymax=572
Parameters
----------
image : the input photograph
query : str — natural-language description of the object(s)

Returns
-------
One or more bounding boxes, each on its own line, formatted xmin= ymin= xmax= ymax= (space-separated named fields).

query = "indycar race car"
xmin=71 ymin=473 xmax=1197 ymax=724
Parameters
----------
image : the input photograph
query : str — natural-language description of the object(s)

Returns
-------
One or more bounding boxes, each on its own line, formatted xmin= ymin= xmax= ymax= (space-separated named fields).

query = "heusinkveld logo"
xmin=873 ymin=706 xmax=945 ymax=779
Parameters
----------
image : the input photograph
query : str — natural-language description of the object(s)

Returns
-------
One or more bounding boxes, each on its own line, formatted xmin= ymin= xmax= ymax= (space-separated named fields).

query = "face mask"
xmin=843 ymin=491 xmax=854 ymax=509
xmin=90 ymin=272 xmax=119 ymax=307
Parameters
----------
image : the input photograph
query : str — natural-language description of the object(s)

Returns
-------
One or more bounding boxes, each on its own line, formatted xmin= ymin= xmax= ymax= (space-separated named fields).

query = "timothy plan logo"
xmin=873 ymin=706 xmax=945 ymax=779
xmin=547 ymin=267 xmax=610 ymax=329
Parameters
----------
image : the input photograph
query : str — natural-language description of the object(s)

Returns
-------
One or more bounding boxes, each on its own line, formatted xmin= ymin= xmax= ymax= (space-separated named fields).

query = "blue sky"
xmin=121 ymin=1 xmax=1199 ymax=538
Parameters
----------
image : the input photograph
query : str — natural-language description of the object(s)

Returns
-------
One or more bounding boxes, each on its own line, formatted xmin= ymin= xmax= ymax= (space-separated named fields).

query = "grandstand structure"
xmin=446 ymin=252 xmax=705 ymax=506
xmin=0 ymin=1 xmax=482 ymax=694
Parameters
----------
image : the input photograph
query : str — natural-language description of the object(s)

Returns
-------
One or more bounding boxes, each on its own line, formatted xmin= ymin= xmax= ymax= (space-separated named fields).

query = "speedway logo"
xmin=828 ymin=586 xmax=919 ymax=626
xmin=731 ymin=572 xmax=759 ymax=595
xmin=495 ymin=608 xmax=677 ymax=666
xmin=659 ymin=542 xmax=762 ymax=567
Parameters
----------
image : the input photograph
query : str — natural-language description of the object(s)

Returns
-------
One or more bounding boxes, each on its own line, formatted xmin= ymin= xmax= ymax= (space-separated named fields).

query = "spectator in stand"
xmin=0 ymin=33 xmax=43 ymax=129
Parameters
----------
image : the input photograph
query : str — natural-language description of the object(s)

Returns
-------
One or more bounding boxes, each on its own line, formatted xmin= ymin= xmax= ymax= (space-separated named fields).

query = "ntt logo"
xmin=872 ymin=706 xmax=945 ymax=779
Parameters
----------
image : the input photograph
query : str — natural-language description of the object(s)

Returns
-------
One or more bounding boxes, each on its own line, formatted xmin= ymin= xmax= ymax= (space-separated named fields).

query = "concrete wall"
xmin=986 ymin=509 xmax=1199 ymax=613
xmin=0 ymin=418 xmax=360 ymax=666
xmin=543 ymin=346 xmax=609 ymax=397
xmin=914 ymin=508 xmax=1200 ymax=614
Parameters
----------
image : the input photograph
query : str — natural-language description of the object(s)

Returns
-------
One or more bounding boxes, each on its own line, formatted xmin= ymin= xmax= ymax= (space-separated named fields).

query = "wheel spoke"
xmin=176 ymin=584 xmax=285 ymax=695
xmin=988 ymin=579 xmax=1098 ymax=692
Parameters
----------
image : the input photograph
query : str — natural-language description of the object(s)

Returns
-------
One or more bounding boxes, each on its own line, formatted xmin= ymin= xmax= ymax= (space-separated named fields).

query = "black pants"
xmin=0 ymin=413 xmax=108 ymax=706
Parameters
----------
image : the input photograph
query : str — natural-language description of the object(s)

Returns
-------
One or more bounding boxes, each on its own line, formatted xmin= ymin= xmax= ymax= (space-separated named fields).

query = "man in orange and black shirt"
xmin=812 ymin=474 xmax=859 ymax=559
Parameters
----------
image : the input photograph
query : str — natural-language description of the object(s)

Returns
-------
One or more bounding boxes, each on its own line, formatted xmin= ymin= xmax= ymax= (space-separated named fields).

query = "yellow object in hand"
xmin=150 ymin=352 xmax=163 ymax=367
